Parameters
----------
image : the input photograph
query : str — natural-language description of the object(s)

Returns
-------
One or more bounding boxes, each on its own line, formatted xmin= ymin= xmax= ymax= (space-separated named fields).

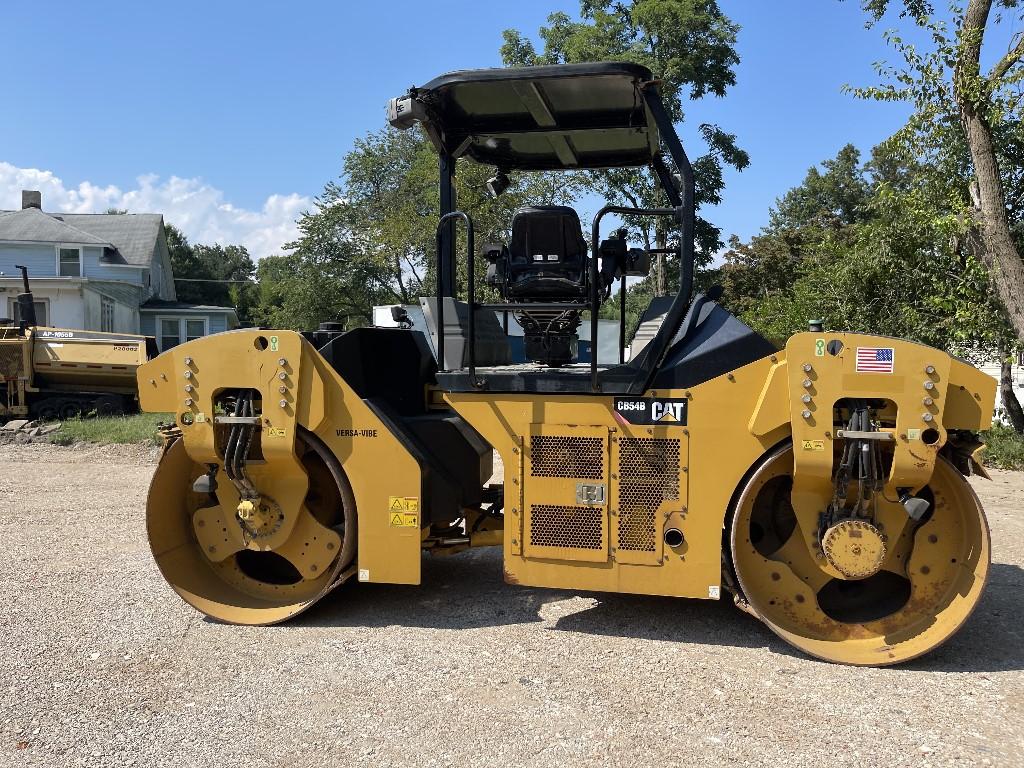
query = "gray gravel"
xmin=0 ymin=442 xmax=1021 ymax=767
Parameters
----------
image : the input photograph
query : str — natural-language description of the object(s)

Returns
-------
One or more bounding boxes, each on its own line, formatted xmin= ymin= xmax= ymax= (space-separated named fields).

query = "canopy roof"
xmin=411 ymin=62 xmax=660 ymax=171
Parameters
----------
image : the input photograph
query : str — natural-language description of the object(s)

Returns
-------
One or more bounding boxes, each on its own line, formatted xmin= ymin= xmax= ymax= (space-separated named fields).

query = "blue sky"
xmin=0 ymin=1 xmax=950 ymax=257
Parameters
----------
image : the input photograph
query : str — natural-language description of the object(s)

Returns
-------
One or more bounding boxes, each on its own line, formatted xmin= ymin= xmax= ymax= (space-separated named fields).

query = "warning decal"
xmin=801 ymin=439 xmax=825 ymax=451
xmin=388 ymin=497 xmax=419 ymax=528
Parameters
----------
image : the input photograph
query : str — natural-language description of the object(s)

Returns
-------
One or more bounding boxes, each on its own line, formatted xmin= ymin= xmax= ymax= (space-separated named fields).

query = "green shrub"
xmin=48 ymin=412 xmax=171 ymax=446
xmin=980 ymin=424 xmax=1024 ymax=471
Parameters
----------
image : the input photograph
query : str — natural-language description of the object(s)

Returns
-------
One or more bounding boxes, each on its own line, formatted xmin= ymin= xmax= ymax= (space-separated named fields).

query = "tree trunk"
xmin=1001 ymin=357 xmax=1024 ymax=433
xmin=962 ymin=112 xmax=1024 ymax=340
xmin=956 ymin=0 xmax=1024 ymax=343
xmin=655 ymin=230 xmax=667 ymax=297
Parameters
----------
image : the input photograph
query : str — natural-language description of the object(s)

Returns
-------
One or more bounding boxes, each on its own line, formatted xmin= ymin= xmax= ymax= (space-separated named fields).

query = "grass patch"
xmin=981 ymin=424 xmax=1024 ymax=471
xmin=48 ymin=412 xmax=172 ymax=446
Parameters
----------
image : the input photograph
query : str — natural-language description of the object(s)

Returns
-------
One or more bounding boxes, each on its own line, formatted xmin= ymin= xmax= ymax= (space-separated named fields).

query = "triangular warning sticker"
xmin=390 ymin=498 xmax=404 ymax=511
xmin=390 ymin=513 xmax=404 ymax=526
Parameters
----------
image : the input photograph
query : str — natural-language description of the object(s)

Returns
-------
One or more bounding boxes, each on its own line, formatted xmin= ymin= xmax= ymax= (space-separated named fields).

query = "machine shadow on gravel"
xmin=290 ymin=550 xmax=798 ymax=655
xmin=287 ymin=554 xmax=1024 ymax=672
xmin=899 ymin=562 xmax=1024 ymax=674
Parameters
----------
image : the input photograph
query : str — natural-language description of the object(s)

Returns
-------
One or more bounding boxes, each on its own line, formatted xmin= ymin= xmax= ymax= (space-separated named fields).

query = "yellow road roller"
xmin=138 ymin=63 xmax=996 ymax=665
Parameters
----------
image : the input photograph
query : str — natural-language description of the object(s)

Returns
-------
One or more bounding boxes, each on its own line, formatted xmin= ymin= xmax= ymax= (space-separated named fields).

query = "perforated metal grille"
xmin=617 ymin=438 xmax=680 ymax=551
xmin=530 ymin=435 xmax=603 ymax=478
xmin=529 ymin=504 xmax=603 ymax=550
xmin=0 ymin=345 xmax=24 ymax=379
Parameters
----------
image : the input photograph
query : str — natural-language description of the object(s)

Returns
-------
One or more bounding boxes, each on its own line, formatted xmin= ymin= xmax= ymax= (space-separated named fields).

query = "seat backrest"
xmin=509 ymin=206 xmax=587 ymax=269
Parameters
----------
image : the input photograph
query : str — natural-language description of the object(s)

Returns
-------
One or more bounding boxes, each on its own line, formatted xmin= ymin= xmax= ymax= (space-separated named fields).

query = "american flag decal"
xmin=856 ymin=346 xmax=895 ymax=373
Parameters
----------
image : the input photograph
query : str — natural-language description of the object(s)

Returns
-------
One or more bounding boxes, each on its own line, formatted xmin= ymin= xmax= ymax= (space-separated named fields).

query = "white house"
xmin=979 ymin=352 xmax=1024 ymax=424
xmin=0 ymin=190 xmax=237 ymax=351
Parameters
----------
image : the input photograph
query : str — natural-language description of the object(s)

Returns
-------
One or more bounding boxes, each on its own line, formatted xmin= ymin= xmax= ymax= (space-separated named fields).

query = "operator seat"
xmin=506 ymin=206 xmax=589 ymax=299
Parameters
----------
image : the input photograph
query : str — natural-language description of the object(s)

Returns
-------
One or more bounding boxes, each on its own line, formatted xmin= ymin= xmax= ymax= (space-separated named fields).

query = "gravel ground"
xmin=0 ymin=442 xmax=1021 ymax=768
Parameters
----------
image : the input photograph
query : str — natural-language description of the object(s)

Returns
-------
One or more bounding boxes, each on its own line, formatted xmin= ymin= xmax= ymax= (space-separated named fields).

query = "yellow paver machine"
xmin=138 ymin=63 xmax=996 ymax=665
xmin=1 ymin=267 xmax=155 ymax=420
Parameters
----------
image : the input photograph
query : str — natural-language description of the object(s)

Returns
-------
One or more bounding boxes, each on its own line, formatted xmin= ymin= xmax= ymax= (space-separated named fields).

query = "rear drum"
xmin=729 ymin=444 xmax=989 ymax=665
xmin=146 ymin=429 xmax=356 ymax=625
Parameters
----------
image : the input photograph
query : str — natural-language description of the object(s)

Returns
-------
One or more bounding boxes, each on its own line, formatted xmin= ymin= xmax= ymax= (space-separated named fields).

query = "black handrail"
xmin=590 ymin=205 xmax=681 ymax=391
xmin=435 ymin=205 xmax=682 ymax=392
xmin=619 ymin=274 xmax=626 ymax=364
xmin=435 ymin=211 xmax=474 ymax=375
xmin=638 ymin=85 xmax=697 ymax=395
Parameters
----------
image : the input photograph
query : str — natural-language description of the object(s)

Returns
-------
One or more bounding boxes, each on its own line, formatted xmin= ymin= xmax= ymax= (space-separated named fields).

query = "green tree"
xmin=722 ymin=144 xmax=1013 ymax=373
xmin=849 ymin=0 xmax=1024 ymax=428
xmin=255 ymin=126 xmax=575 ymax=329
xmin=164 ymin=224 xmax=257 ymax=322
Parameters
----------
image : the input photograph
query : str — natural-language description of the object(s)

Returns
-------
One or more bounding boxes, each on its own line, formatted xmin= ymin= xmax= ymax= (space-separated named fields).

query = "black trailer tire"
xmin=59 ymin=401 xmax=83 ymax=420
xmin=34 ymin=400 xmax=59 ymax=421
xmin=94 ymin=395 xmax=125 ymax=417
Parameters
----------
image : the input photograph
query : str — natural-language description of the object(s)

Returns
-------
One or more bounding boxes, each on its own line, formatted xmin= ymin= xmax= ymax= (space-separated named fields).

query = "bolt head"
xmin=802 ymin=409 xmax=812 ymax=419
xmin=279 ymin=399 xmax=288 ymax=408
xmin=802 ymin=379 xmax=812 ymax=389
xmin=923 ymin=413 xmax=934 ymax=422
xmin=184 ymin=370 xmax=192 ymax=379
xmin=184 ymin=398 xmax=193 ymax=407
xmin=279 ymin=386 xmax=287 ymax=394
xmin=278 ymin=358 xmax=287 ymax=366
xmin=279 ymin=372 xmax=287 ymax=381
xmin=925 ymin=365 xmax=936 ymax=374
xmin=924 ymin=381 xmax=935 ymax=390
xmin=801 ymin=394 xmax=812 ymax=404
xmin=803 ymin=363 xmax=813 ymax=373
xmin=923 ymin=397 xmax=934 ymax=407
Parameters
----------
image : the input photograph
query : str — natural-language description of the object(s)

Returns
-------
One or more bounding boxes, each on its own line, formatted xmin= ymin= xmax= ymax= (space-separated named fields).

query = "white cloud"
xmin=0 ymin=161 xmax=312 ymax=259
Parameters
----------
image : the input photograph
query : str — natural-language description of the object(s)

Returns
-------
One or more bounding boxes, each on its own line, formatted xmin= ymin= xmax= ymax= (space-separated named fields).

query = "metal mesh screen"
xmin=529 ymin=504 xmax=603 ymax=550
xmin=617 ymin=438 xmax=680 ymax=552
xmin=530 ymin=435 xmax=603 ymax=479
xmin=0 ymin=345 xmax=24 ymax=379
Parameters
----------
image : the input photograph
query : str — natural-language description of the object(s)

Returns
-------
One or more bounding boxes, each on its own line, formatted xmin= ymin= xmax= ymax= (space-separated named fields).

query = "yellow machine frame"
xmin=140 ymin=328 xmax=993 ymax=600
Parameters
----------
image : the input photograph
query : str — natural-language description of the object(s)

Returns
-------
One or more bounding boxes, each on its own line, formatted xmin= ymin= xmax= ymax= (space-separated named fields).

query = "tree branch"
xmin=988 ymin=32 xmax=1024 ymax=85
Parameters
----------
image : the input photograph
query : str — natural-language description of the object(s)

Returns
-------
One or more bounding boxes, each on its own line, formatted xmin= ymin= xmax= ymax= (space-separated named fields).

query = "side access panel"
xmin=612 ymin=429 xmax=687 ymax=566
xmin=524 ymin=424 xmax=610 ymax=563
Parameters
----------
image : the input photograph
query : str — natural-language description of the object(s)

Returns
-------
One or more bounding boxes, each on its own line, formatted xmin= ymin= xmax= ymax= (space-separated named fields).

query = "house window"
xmin=57 ymin=246 xmax=82 ymax=277
xmin=158 ymin=317 xmax=208 ymax=351
xmin=101 ymin=296 xmax=115 ymax=332
xmin=159 ymin=318 xmax=181 ymax=350
xmin=185 ymin=319 xmax=205 ymax=342
xmin=9 ymin=298 xmax=48 ymax=327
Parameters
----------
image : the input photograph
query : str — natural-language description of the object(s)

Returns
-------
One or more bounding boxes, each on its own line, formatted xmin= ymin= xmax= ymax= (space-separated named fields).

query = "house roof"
xmin=59 ymin=213 xmax=164 ymax=267
xmin=140 ymin=299 xmax=239 ymax=323
xmin=0 ymin=207 xmax=113 ymax=247
xmin=0 ymin=209 xmax=164 ymax=267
